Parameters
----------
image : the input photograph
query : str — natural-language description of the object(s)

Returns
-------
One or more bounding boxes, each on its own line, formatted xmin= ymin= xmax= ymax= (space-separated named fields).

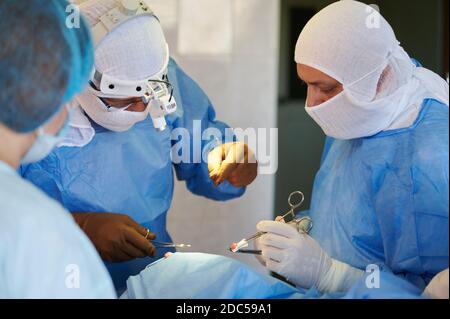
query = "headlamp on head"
xmin=84 ymin=0 xmax=177 ymax=131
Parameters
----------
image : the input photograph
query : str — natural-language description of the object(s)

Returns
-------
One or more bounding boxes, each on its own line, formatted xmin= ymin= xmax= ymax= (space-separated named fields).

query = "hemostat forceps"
xmin=229 ymin=191 xmax=313 ymax=254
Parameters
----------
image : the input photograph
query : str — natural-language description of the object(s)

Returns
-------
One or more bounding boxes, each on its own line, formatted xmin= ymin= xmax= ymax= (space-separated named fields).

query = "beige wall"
xmin=147 ymin=0 xmax=280 ymax=272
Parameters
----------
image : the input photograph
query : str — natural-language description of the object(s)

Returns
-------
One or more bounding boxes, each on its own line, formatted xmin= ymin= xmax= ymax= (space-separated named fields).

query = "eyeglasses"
xmin=98 ymin=97 xmax=140 ymax=112
xmin=93 ymin=73 xmax=174 ymax=112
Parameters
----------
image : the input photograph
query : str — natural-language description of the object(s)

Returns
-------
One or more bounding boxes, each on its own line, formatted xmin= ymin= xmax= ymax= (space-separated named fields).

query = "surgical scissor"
xmin=229 ymin=191 xmax=313 ymax=254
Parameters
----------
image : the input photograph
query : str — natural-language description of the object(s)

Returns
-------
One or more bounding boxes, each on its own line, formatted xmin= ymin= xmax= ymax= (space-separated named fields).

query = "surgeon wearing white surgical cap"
xmin=256 ymin=0 xmax=448 ymax=295
xmin=21 ymin=0 xmax=257 ymax=293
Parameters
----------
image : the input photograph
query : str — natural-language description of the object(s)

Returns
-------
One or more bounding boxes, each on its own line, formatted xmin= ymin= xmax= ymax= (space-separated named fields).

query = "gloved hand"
xmin=423 ymin=268 xmax=449 ymax=299
xmin=257 ymin=220 xmax=364 ymax=293
xmin=253 ymin=215 xmax=291 ymax=267
xmin=208 ymin=142 xmax=257 ymax=187
xmin=72 ymin=212 xmax=157 ymax=263
xmin=253 ymin=236 xmax=266 ymax=266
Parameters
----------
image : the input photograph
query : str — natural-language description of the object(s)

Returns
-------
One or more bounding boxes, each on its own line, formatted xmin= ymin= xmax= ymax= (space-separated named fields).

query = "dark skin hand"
xmin=72 ymin=212 xmax=157 ymax=263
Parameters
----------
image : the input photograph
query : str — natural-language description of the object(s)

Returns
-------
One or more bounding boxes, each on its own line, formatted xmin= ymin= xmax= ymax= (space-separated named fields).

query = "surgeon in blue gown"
xmin=20 ymin=0 xmax=257 ymax=294
xmin=256 ymin=1 xmax=449 ymax=296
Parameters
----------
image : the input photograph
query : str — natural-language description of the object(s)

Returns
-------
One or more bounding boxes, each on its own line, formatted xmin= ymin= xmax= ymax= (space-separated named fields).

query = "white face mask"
xmin=76 ymin=90 xmax=150 ymax=132
xmin=304 ymin=55 xmax=420 ymax=140
xmin=21 ymin=118 xmax=69 ymax=164
xmin=305 ymin=83 xmax=413 ymax=140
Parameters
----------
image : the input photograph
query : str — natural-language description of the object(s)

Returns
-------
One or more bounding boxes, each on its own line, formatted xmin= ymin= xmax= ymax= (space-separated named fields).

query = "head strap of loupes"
xmin=83 ymin=0 xmax=177 ymax=130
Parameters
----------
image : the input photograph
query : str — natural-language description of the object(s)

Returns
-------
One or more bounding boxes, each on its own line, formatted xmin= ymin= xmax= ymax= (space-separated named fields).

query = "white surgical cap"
xmin=79 ymin=0 xmax=167 ymax=81
xmin=295 ymin=0 xmax=448 ymax=105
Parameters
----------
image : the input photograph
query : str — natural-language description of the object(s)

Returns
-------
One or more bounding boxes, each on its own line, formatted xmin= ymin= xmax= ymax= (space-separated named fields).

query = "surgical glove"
xmin=72 ymin=212 xmax=156 ymax=262
xmin=208 ymin=142 xmax=257 ymax=187
xmin=253 ymin=215 xmax=299 ymax=267
xmin=253 ymin=236 xmax=266 ymax=266
xmin=257 ymin=220 xmax=364 ymax=293
xmin=423 ymin=268 xmax=449 ymax=299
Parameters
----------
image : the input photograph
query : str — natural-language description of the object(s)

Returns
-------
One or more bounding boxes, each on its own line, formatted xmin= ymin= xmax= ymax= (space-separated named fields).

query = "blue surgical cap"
xmin=0 ymin=0 xmax=94 ymax=133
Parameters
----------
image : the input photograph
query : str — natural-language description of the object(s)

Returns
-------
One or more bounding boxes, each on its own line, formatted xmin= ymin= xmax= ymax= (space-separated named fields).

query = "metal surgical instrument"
xmin=229 ymin=191 xmax=313 ymax=254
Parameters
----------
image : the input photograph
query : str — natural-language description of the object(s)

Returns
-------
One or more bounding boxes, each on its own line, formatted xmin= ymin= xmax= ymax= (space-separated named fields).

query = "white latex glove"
xmin=423 ymin=268 xmax=449 ymax=299
xmin=257 ymin=220 xmax=364 ymax=293
xmin=253 ymin=215 xmax=299 ymax=267
xmin=254 ymin=236 xmax=266 ymax=266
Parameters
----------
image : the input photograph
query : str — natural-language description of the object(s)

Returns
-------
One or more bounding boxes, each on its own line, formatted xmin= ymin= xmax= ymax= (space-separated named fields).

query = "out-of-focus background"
xmin=147 ymin=0 xmax=449 ymax=273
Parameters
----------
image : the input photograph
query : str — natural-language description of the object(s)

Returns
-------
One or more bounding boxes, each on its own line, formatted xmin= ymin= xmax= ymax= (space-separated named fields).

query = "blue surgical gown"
xmin=344 ymin=268 xmax=423 ymax=299
xmin=20 ymin=59 xmax=245 ymax=293
xmin=124 ymin=253 xmax=424 ymax=299
xmin=0 ymin=161 xmax=116 ymax=298
xmin=305 ymin=98 xmax=449 ymax=290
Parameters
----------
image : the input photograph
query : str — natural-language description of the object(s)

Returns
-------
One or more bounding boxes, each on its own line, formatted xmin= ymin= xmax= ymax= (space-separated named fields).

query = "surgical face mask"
xmin=21 ymin=115 xmax=70 ymax=164
xmin=76 ymin=90 xmax=150 ymax=132
xmin=305 ymin=60 xmax=413 ymax=140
